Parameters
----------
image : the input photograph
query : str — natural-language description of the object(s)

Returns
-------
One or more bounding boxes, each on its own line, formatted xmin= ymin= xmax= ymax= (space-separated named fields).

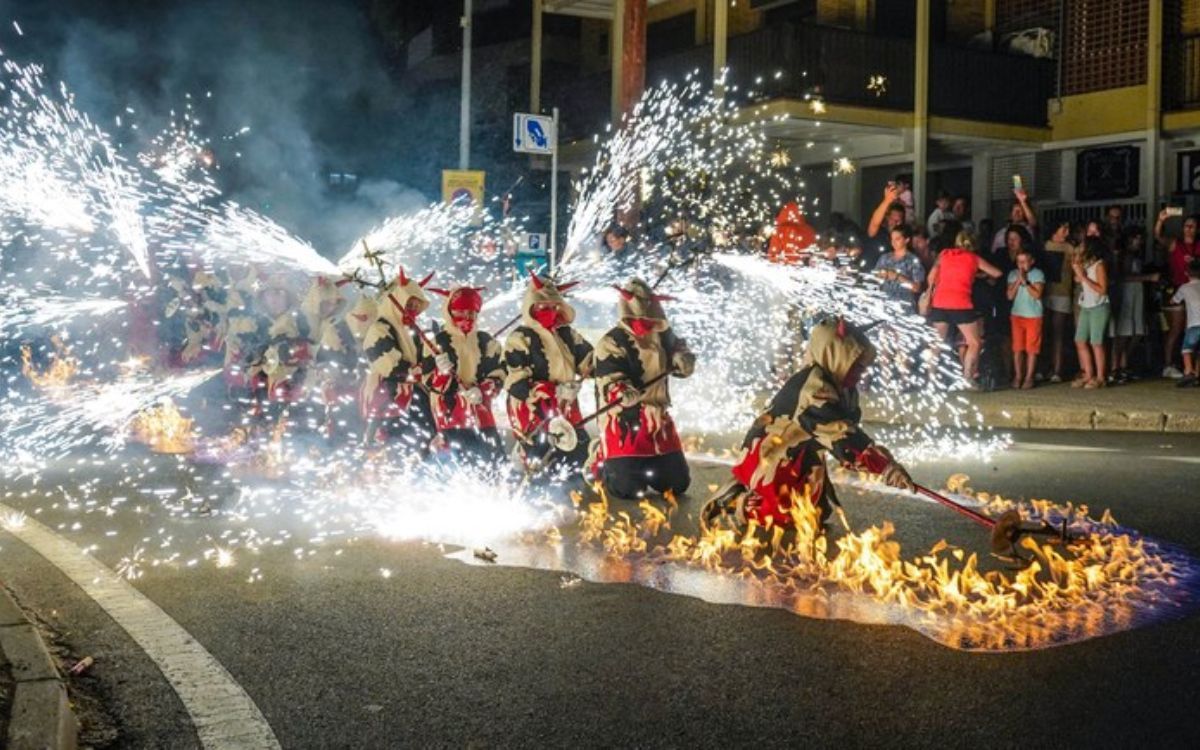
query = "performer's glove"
xmin=671 ymin=348 xmax=696 ymax=378
xmin=462 ymin=386 xmax=483 ymax=405
xmin=434 ymin=353 xmax=453 ymax=374
xmin=858 ymin=445 xmax=915 ymax=492
xmin=555 ymin=381 xmax=581 ymax=403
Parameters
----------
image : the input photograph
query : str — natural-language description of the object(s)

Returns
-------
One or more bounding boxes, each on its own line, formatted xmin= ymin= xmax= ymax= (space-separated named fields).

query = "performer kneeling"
xmin=591 ymin=279 xmax=695 ymax=498
xmin=360 ymin=269 xmax=438 ymax=449
xmin=504 ymin=272 xmax=593 ymax=473
xmin=702 ymin=317 xmax=913 ymax=533
xmin=423 ymin=286 xmax=506 ymax=464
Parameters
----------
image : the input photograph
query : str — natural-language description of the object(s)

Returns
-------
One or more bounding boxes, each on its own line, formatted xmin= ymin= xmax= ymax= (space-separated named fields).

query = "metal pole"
xmin=459 ymin=0 xmax=473 ymax=170
xmin=713 ymin=0 xmax=728 ymax=96
xmin=531 ymin=0 xmax=543 ymax=113
xmin=550 ymin=106 xmax=559 ymax=274
xmin=912 ymin=0 xmax=930 ymax=217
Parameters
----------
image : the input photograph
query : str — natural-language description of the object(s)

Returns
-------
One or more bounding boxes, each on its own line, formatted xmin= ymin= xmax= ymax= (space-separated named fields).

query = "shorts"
xmin=929 ymin=307 xmax=981 ymax=326
xmin=1046 ymin=295 xmax=1072 ymax=314
xmin=1183 ymin=326 xmax=1200 ymax=354
xmin=1011 ymin=316 xmax=1043 ymax=354
xmin=1075 ymin=304 xmax=1110 ymax=345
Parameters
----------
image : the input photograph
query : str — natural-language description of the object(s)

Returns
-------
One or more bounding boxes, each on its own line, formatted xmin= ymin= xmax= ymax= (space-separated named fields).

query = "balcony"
xmin=545 ymin=22 xmax=1056 ymax=140
xmin=1164 ymin=34 xmax=1200 ymax=112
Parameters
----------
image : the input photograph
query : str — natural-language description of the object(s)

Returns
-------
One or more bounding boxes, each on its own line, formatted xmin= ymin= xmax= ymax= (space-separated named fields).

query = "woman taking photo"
xmin=1042 ymin=221 xmax=1077 ymax=382
xmin=926 ymin=231 xmax=1003 ymax=388
xmin=1073 ymin=237 xmax=1111 ymax=389
xmin=1154 ymin=209 xmax=1200 ymax=378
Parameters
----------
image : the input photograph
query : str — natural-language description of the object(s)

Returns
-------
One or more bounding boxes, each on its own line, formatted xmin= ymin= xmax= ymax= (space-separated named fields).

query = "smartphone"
xmin=1012 ymin=174 xmax=1024 ymax=192
xmin=1166 ymin=206 xmax=1183 ymax=217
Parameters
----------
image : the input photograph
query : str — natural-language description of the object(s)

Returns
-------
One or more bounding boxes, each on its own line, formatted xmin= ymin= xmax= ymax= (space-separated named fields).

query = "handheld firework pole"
xmin=912 ymin=484 xmax=1078 ymax=562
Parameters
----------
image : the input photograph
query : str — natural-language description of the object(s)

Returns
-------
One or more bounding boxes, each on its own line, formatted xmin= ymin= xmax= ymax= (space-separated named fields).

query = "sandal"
xmin=1084 ymin=379 xmax=1106 ymax=389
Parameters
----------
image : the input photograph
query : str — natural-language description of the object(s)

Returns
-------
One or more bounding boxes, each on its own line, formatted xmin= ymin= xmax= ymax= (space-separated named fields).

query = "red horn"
xmin=612 ymin=285 xmax=635 ymax=301
xmin=651 ymin=293 xmax=677 ymax=303
xmin=418 ymin=271 xmax=435 ymax=288
xmin=528 ymin=269 xmax=545 ymax=290
xmin=556 ymin=281 xmax=580 ymax=294
xmin=397 ymin=267 xmax=409 ymax=286
xmin=471 ymin=286 xmax=487 ymax=293
xmin=427 ymin=287 xmax=451 ymax=297
xmin=335 ymin=278 xmax=353 ymax=287
xmin=836 ymin=317 xmax=848 ymax=339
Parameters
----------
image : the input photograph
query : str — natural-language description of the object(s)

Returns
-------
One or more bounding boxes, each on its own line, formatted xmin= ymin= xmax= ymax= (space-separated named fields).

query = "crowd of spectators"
xmin=783 ymin=179 xmax=1200 ymax=391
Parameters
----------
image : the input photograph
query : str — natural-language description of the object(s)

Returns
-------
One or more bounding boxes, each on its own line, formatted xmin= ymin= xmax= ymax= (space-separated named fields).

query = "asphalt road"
xmin=3 ymin=430 xmax=1200 ymax=748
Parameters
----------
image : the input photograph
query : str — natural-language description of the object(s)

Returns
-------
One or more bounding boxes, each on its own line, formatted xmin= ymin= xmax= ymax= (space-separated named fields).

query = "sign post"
xmin=513 ymin=109 xmax=559 ymax=272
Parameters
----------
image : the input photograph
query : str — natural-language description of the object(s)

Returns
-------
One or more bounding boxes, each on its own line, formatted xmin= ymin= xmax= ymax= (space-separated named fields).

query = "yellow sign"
xmin=442 ymin=169 xmax=485 ymax=225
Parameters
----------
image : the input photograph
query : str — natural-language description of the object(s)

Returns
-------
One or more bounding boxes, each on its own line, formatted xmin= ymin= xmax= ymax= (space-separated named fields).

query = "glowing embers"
xmin=21 ymin=337 xmax=78 ymax=390
xmin=475 ymin=478 xmax=1198 ymax=652
xmin=129 ymin=399 xmax=197 ymax=454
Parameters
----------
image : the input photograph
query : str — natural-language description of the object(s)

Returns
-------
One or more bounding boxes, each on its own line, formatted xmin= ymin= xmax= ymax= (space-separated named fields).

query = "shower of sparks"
xmin=867 ymin=74 xmax=888 ymax=97
xmin=834 ymin=156 xmax=856 ymax=175
xmin=0 ymin=33 xmax=1195 ymax=654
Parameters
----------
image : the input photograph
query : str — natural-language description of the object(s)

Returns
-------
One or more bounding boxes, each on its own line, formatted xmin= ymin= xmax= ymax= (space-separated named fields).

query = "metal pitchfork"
xmin=913 ymin=484 xmax=1079 ymax=563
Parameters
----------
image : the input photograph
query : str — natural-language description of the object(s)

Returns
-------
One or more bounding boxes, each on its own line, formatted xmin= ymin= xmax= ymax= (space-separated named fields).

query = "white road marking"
xmin=0 ymin=503 xmax=281 ymax=749
xmin=1010 ymin=441 xmax=1120 ymax=454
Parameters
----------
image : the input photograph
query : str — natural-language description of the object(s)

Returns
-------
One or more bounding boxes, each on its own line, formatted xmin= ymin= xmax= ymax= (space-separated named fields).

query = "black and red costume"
xmin=422 ymin=286 xmax=506 ymax=463
xmin=503 ymin=272 xmax=594 ymax=472
xmin=360 ymin=269 xmax=438 ymax=446
xmin=590 ymin=279 xmax=695 ymax=498
xmin=704 ymin=317 xmax=913 ymax=531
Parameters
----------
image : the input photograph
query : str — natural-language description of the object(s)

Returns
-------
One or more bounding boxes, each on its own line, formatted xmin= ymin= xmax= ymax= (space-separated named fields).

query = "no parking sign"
xmin=441 ymin=169 xmax=486 ymax=225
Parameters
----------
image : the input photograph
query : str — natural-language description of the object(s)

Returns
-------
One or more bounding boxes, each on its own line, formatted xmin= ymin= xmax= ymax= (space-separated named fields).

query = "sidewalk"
xmin=864 ymin=379 xmax=1200 ymax=433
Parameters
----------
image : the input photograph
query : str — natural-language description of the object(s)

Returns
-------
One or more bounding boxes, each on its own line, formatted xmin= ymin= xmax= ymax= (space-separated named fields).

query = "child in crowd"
xmin=1073 ymin=237 xmax=1111 ymax=389
xmin=1172 ymin=259 xmax=1200 ymax=388
xmin=1007 ymin=248 xmax=1045 ymax=389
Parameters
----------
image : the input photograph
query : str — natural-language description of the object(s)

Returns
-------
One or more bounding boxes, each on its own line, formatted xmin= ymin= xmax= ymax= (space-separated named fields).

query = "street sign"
xmin=442 ymin=169 xmax=485 ymax=227
xmin=521 ymin=232 xmax=548 ymax=253
xmin=513 ymin=113 xmax=556 ymax=155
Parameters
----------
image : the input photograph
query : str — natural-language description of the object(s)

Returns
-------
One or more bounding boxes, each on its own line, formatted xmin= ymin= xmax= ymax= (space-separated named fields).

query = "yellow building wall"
xmin=947 ymin=0 xmax=988 ymax=42
xmin=817 ymin=0 xmax=870 ymax=29
xmin=1048 ymin=85 xmax=1149 ymax=141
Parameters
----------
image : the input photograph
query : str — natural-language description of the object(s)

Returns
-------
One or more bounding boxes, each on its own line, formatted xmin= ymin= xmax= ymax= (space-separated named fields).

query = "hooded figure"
xmin=767 ymin=201 xmax=817 ymax=265
xmin=360 ymin=268 xmax=437 ymax=445
xmin=301 ymin=277 xmax=362 ymax=438
xmin=590 ymin=279 xmax=695 ymax=498
xmin=261 ymin=275 xmax=328 ymax=404
xmin=222 ymin=274 xmax=292 ymax=419
xmin=503 ymin=272 xmax=594 ymax=472
xmin=161 ymin=265 xmax=223 ymax=368
xmin=422 ymin=286 xmax=506 ymax=463
xmin=703 ymin=317 xmax=913 ymax=532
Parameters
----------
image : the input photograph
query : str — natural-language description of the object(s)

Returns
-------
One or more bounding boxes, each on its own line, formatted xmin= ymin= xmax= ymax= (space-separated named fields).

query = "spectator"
xmin=1042 ymin=221 xmax=1077 ymax=382
xmin=1105 ymin=204 xmax=1125 ymax=239
xmin=1109 ymin=228 xmax=1157 ymax=383
xmin=911 ymin=226 xmax=935 ymax=271
xmin=866 ymin=182 xmax=908 ymax=269
xmin=991 ymin=188 xmax=1038 ymax=253
xmin=1154 ymin=209 xmax=1200 ymax=378
xmin=1172 ymin=259 xmax=1200 ymax=388
xmin=952 ymin=196 xmax=974 ymax=235
xmin=1072 ymin=237 xmax=1111 ymax=389
xmin=926 ymin=231 xmax=1004 ymax=387
xmin=1006 ymin=248 xmax=1045 ymax=389
xmin=926 ymin=189 xmax=952 ymax=237
xmin=874 ymin=224 xmax=926 ymax=313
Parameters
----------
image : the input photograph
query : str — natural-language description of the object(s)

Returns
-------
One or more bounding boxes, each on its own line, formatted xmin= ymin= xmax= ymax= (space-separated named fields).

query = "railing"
xmin=545 ymin=22 xmax=1056 ymax=140
xmin=1164 ymin=34 xmax=1200 ymax=112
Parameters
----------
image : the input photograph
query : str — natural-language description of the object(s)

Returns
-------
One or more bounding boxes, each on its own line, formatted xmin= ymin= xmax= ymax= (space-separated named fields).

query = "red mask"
xmin=532 ymin=306 xmax=561 ymax=330
xmin=451 ymin=311 xmax=476 ymax=334
xmin=401 ymin=303 xmax=421 ymax=326
xmin=627 ymin=318 xmax=657 ymax=338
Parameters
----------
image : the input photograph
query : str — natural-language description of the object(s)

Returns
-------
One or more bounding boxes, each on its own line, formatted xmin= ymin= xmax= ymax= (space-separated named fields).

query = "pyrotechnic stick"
xmin=386 ymin=293 xmax=442 ymax=356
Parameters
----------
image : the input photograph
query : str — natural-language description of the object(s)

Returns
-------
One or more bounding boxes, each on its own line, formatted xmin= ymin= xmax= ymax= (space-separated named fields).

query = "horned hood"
xmin=806 ymin=317 xmax=875 ymax=383
xmin=301 ymin=276 xmax=348 ymax=329
xmin=376 ymin=269 xmax=432 ymax=329
xmin=615 ymin=278 xmax=669 ymax=334
xmin=520 ymin=273 xmax=577 ymax=328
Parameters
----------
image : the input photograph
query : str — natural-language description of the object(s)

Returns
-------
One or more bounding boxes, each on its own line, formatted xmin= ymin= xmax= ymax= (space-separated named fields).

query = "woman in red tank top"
xmin=925 ymin=231 xmax=1003 ymax=387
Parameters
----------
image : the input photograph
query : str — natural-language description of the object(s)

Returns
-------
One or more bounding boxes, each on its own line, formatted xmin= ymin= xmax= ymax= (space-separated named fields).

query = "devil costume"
xmin=299 ymin=277 xmax=362 ymax=439
xmin=503 ymin=272 xmax=594 ymax=472
xmin=360 ymin=269 xmax=438 ymax=447
xmin=703 ymin=317 xmax=913 ymax=532
xmin=591 ymin=279 xmax=695 ymax=498
xmin=221 ymin=274 xmax=279 ymax=419
xmin=421 ymin=286 xmax=506 ymax=464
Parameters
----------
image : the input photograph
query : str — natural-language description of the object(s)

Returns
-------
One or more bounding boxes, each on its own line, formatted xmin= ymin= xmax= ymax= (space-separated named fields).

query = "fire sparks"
xmin=129 ymin=399 xmax=197 ymax=454
xmin=21 ymin=337 xmax=78 ymax=389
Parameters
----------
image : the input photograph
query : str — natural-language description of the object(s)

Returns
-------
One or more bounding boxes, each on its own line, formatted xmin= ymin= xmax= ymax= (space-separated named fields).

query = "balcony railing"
xmin=546 ymin=22 xmax=1056 ymax=140
xmin=1164 ymin=34 xmax=1200 ymax=112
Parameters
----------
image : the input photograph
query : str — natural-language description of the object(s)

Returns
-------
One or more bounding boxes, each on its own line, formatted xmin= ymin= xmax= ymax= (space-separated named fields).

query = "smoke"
xmin=0 ymin=0 xmax=428 ymax=254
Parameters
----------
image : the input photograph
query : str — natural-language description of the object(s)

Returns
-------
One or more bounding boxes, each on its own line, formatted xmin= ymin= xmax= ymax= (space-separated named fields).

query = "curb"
xmin=863 ymin=399 xmax=1200 ymax=433
xmin=0 ymin=587 xmax=78 ymax=750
